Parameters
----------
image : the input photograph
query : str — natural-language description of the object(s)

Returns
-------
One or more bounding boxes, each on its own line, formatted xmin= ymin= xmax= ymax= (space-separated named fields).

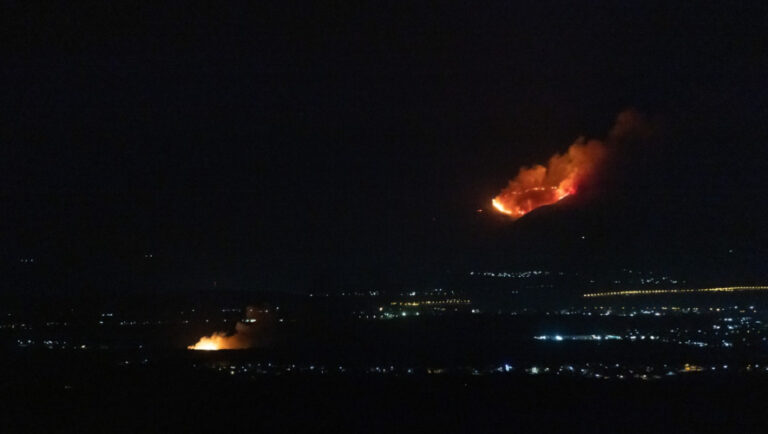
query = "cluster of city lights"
xmin=389 ymin=299 xmax=471 ymax=307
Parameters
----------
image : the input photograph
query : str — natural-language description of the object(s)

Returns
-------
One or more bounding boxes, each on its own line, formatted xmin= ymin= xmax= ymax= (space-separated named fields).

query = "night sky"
xmin=2 ymin=2 xmax=768 ymax=293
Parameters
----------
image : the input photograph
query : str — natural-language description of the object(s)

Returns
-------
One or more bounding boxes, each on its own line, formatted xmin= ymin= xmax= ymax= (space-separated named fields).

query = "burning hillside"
xmin=492 ymin=110 xmax=648 ymax=219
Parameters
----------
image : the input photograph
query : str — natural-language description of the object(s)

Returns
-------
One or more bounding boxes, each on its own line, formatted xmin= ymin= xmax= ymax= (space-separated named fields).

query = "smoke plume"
xmin=492 ymin=109 xmax=649 ymax=219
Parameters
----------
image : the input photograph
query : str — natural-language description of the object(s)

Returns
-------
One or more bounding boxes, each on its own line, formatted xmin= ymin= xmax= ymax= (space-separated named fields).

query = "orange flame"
xmin=188 ymin=323 xmax=254 ymax=350
xmin=188 ymin=332 xmax=228 ymax=350
xmin=492 ymin=137 xmax=606 ymax=219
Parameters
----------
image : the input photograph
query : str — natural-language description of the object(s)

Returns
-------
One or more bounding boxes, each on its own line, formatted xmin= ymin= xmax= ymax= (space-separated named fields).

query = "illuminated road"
xmin=583 ymin=286 xmax=768 ymax=298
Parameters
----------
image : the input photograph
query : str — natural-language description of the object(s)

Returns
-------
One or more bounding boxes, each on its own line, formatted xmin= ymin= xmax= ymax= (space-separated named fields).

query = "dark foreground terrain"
xmin=3 ymin=353 xmax=768 ymax=434
xmin=5 ymin=291 xmax=768 ymax=432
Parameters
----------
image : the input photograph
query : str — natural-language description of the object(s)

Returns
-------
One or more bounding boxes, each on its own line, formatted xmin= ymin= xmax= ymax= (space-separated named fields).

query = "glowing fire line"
xmin=491 ymin=198 xmax=514 ymax=216
xmin=492 ymin=188 xmax=572 ymax=217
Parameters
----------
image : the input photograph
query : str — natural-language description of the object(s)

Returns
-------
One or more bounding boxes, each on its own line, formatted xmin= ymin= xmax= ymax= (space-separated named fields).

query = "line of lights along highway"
xmin=583 ymin=286 xmax=768 ymax=298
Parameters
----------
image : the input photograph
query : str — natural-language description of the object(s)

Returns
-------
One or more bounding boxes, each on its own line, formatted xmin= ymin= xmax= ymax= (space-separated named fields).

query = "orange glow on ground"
xmin=188 ymin=334 xmax=225 ymax=350
xmin=491 ymin=198 xmax=514 ymax=216
xmin=187 ymin=329 xmax=251 ymax=350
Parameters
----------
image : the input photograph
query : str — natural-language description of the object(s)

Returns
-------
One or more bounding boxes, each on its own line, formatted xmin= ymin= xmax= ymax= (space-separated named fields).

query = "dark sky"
xmin=2 ymin=2 xmax=768 ymax=292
